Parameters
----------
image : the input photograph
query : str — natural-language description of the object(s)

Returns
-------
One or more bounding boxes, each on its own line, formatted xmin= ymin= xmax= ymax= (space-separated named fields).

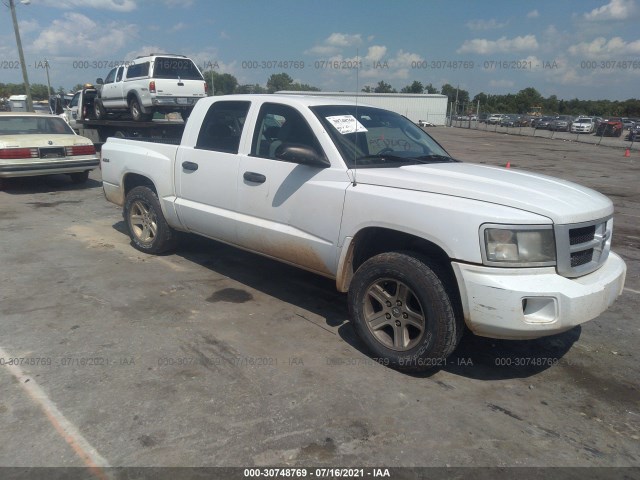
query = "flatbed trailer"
xmin=61 ymin=85 xmax=186 ymax=149
xmin=74 ymin=119 xmax=185 ymax=146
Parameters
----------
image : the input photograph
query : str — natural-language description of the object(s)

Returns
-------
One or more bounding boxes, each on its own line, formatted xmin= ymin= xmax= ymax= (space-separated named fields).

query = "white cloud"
xmin=392 ymin=49 xmax=422 ymax=67
xmin=18 ymin=19 xmax=40 ymax=34
xmin=466 ymin=19 xmax=508 ymax=30
xmin=170 ymin=22 xmax=187 ymax=32
xmin=305 ymin=33 xmax=363 ymax=56
xmin=38 ymin=0 xmax=137 ymax=11
xmin=325 ymin=33 xmax=363 ymax=47
xmin=583 ymin=0 xmax=637 ymax=21
xmin=568 ymin=36 xmax=640 ymax=57
xmin=305 ymin=44 xmax=340 ymax=56
xmin=31 ymin=13 xmax=136 ymax=56
xmin=365 ymin=45 xmax=387 ymax=62
xmin=527 ymin=10 xmax=540 ymax=18
xmin=457 ymin=35 xmax=539 ymax=54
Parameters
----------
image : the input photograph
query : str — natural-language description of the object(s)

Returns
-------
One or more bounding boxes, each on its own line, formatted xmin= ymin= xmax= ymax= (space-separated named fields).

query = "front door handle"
xmin=243 ymin=171 xmax=266 ymax=184
xmin=182 ymin=161 xmax=198 ymax=171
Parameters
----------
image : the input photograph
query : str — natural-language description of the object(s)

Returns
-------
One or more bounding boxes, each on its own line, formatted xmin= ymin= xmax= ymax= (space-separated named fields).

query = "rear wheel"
xmin=94 ymin=99 xmax=106 ymax=120
xmin=348 ymin=252 xmax=463 ymax=372
xmin=124 ymin=186 xmax=178 ymax=254
xmin=129 ymin=98 xmax=152 ymax=122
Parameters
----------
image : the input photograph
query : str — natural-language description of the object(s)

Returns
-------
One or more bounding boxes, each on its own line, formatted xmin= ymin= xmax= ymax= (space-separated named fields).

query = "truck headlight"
xmin=481 ymin=225 xmax=556 ymax=266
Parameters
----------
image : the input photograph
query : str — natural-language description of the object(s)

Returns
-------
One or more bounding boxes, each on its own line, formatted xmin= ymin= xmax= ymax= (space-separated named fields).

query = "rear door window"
xmin=196 ymin=101 xmax=250 ymax=153
xmin=125 ymin=62 xmax=150 ymax=79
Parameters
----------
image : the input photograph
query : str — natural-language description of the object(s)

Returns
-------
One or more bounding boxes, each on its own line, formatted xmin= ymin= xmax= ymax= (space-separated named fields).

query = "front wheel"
xmin=348 ymin=252 xmax=463 ymax=372
xmin=124 ymin=186 xmax=178 ymax=254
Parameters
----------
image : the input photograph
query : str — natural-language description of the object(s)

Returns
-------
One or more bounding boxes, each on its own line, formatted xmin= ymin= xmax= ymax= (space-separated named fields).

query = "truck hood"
xmin=352 ymin=162 xmax=613 ymax=224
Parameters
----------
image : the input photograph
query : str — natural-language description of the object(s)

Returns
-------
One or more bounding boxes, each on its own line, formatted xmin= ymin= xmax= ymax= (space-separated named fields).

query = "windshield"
xmin=0 ymin=116 xmax=74 ymax=135
xmin=310 ymin=105 xmax=454 ymax=168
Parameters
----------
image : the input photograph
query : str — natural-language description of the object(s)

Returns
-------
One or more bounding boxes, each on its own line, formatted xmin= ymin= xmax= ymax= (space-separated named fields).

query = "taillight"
xmin=0 ymin=148 xmax=38 ymax=159
xmin=149 ymin=80 xmax=156 ymax=93
xmin=204 ymin=82 xmax=208 ymax=94
xmin=65 ymin=145 xmax=96 ymax=156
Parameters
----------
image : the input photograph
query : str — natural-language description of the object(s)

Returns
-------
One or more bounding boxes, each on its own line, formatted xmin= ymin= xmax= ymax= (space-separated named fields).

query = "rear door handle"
xmin=182 ymin=161 xmax=198 ymax=171
xmin=243 ymin=171 xmax=266 ymax=184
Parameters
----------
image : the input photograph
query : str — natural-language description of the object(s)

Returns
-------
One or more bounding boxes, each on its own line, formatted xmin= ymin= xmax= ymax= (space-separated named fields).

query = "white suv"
xmin=95 ymin=54 xmax=208 ymax=121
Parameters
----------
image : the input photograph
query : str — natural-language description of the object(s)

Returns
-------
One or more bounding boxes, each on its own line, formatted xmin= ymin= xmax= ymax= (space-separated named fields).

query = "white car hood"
xmin=352 ymin=162 xmax=613 ymax=224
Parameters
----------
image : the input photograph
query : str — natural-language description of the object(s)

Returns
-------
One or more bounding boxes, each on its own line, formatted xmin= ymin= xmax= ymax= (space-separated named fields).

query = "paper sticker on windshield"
xmin=326 ymin=115 xmax=368 ymax=135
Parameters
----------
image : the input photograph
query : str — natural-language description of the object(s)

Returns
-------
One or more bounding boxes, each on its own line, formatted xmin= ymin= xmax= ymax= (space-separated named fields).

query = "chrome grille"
xmin=555 ymin=217 xmax=612 ymax=278
xmin=571 ymin=248 xmax=593 ymax=267
xmin=569 ymin=225 xmax=595 ymax=245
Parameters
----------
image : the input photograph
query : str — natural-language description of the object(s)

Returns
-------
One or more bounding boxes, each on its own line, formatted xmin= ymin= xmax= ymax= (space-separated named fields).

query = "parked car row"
xmin=477 ymin=114 xmax=637 ymax=137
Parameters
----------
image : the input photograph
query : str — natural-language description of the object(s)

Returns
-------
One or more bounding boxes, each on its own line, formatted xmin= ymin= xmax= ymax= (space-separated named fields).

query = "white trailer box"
xmin=278 ymin=91 xmax=448 ymax=126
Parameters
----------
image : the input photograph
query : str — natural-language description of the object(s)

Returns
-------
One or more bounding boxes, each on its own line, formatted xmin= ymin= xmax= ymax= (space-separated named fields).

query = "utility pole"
xmin=454 ymin=84 xmax=459 ymax=119
xmin=44 ymin=59 xmax=52 ymax=99
xmin=9 ymin=0 xmax=33 ymax=112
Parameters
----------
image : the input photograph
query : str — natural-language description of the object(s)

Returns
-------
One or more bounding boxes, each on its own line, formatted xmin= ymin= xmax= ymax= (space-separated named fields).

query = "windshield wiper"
xmin=354 ymin=153 xmax=458 ymax=166
xmin=413 ymin=154 xmax=458 ymax=163
xmin=356 ymin=154 xmax=412 ymax=163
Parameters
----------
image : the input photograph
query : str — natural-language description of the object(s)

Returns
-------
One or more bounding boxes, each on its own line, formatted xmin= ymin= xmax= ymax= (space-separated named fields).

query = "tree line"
xmin=359 ymin=80 xmax=640 ymax=117
xmin=205 ymin=74 xmax=640 ymax=117
xmin=3 ymin=74 xmax=639 ymax=117
xmin=0 ymin=82 xmax=65 ymax=101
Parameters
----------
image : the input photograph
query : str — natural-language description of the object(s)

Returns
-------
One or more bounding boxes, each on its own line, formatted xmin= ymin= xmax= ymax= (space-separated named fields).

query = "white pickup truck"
xmin=101 ymin=94 xmax=626 ymax=371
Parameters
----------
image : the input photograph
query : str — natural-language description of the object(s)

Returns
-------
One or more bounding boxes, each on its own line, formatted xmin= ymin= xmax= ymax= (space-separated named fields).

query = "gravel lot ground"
xmin=0 ymin=127 xmax=638 ymax=477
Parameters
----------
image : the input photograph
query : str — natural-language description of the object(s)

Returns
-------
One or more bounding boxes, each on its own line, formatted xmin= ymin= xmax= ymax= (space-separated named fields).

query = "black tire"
xmin=348 ymin=252 xmax=463 ymax=372
xmin=69 ymin=171 xmax=89 ymax=184
xmin=94 ymin=99 xmax=106 ymax=120
xmin=124 ymin=186 xmax=178 ymax=254
xmin=129 ymin=98 xmax=151 ymax=122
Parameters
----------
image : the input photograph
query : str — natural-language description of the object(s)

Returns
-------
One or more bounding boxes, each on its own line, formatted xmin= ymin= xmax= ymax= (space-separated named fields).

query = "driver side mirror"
xmin=275 ymin=144 xmax=330 ymax=168
xmin=96 ymin=78 xmax=104 ymax=85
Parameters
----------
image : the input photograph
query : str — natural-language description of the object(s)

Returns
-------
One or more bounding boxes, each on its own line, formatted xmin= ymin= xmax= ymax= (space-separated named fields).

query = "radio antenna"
xmin=353 ymin=48 xmax=359 ymax=187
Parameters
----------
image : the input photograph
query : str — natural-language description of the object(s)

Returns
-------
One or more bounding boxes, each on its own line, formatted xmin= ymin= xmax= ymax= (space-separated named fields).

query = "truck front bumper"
xmin=452 ymin=252 xmax=626 ymax=339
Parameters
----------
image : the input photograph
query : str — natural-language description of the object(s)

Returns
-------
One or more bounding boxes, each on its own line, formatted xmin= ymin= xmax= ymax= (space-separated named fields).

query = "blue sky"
xmin=1 ymin=0 xmax=639 ymax=100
